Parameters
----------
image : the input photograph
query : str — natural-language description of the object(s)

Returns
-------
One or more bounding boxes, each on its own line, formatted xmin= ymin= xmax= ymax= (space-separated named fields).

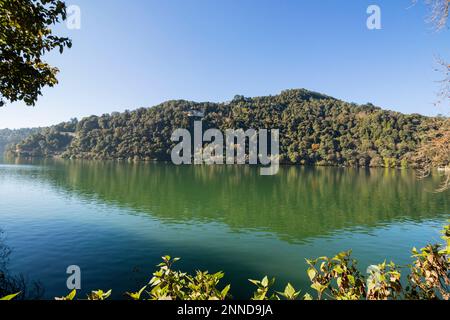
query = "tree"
xmin=0 ymin=0 xmax=72 ymax=106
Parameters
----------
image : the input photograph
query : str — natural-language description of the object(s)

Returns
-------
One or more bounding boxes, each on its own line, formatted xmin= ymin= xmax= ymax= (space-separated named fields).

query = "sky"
xmin=0 ymin=0 xmax=449 ymax=129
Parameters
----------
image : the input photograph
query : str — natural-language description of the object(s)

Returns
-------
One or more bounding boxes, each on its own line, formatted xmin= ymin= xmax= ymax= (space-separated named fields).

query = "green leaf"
xmin=307 ymin=268 xmax=317 ymax=281
xmin=103 ymin=289 xmax=112 ymax=299
xmin=0 ymin=292 xmax=20 ymax=300
xmin=311 ymin=282 xmax=327 ymax=293
xmin=248 ymin=279 xmax=260 ymax=286
xmin=67 ymin=289 xmax=77 ymax=300
xmin=126 ymin=286 xmax=146 ymax=300
xmin=334 ymin=265 xmax=344 ymax=274
xmin=337 ymin=277 xmax=342 ymax=287
xmin=282 ymin=283 xmax=300 ymax=299
xmin=56 ymin=289 xmax=77 ymax=301
xmin=221 ymin=284 xmax=231 ymax=298
xmin=303 ymin=293 xmax=313 ymax=300
xmin=347 ymin=275 xmax=355 ymax=286
xmin=261 ymin=276 xmax=269 ymax=287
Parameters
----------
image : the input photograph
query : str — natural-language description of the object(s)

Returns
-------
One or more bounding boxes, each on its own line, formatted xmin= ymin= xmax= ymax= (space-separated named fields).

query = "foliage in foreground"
xmin=2 ymin=223 xmax=449 ymax=301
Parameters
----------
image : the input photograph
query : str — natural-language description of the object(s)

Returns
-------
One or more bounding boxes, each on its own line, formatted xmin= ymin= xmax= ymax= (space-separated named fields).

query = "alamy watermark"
xmin=171 ymin=121 xmax=280 ymax=176
xmin=66 ymin=4 xmax=81 ymax=30
xmin=367 ymin=5 xmax=382 ymax=30
xmin=66 ymin=265 xmax=81 ymax=290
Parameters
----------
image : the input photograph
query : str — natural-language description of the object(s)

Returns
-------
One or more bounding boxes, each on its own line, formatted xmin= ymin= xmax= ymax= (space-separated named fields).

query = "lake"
xmin=0 ymin=158 xmax=448 ymax=299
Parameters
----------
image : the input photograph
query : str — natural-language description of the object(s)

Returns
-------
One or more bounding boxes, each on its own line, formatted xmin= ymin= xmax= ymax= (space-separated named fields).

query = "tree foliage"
xmin=3 ymin=223 xmax=447 ymax=301
xmin=0 ymin=0 xmax=71 ymax=106
xmin=6 ymin=89 xmax=443 ymax=168
xmin=0 ymin=128 xmax=40 ymax=154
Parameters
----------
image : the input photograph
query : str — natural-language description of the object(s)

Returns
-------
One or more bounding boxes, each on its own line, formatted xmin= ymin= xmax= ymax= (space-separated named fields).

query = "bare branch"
xmin=434 ymin=57 xmax=450 ymax=106
xmin=418 ymin=0 xmax=450 ymax=30
xmin=414 ymin=119 xmax=450 ymax=191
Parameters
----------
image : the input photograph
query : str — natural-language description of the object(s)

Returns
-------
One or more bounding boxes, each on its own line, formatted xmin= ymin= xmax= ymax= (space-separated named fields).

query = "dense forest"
xmin=5 ymin=89 xmax=443 ymax=168
xmin=0 ymin=128 xmax=40 ymax=155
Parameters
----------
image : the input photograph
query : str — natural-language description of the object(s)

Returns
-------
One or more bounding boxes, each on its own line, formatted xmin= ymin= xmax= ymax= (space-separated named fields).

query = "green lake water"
xmin=0 ymin=158 xmax=448 ymax=299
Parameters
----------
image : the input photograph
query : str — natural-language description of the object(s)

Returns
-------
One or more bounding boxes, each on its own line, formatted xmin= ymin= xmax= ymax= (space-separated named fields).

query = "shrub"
xmin=1 ymin=223 xmax=449 ymax=301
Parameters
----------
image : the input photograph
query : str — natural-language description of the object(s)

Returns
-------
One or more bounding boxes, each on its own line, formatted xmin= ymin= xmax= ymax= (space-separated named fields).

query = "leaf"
xmin=248 ymin=279 xmax=260 ymax=286
xmin=221 ymin=284 xmax=231 ymax=298
xmin=126 ymin=286 xmax=146 ymax=300
xmin=67 ymin=289 xmax=77 ymax=300
xmin=311 ymin=282 xmax=327 ymax=293
xmin=0 ymin=292 xmax=21 ymax=300
xmin=337 ymin=277 xmax=342 ymax=287
xmin=319 ymin=261 xmax=327 ymax=272
xmin=347 ymin=274 xmax=355 ymax=286
xmin=307 ymin=268 xmax=317 ymax=281
xmin=303 ymin=293 xmax=313 ymax=300
xmin=334 ymin=265 xmax=344 ymax=274
xmin=102 ymin=289 xmax=112 ymax=299
xmin=282 ymin=283 xmax=300 ymax=299
xmin=56 ymin=289 xmax=77 ymax=301
xmin=261 ymin=276 xmax=269 ymax=287
xmin=366 ymin=265 xmax=380 ymax=274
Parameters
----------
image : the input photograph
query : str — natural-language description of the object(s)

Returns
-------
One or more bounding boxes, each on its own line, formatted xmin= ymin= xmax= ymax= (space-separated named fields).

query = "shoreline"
xmin=1 ymin=154 xmax=427 ymax=170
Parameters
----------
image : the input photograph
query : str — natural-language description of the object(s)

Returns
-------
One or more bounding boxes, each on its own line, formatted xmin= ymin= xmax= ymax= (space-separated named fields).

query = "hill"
xmin=0 ymin=128 xmax=40 ymax=155
xmin=5 ymin=89 xmax=441 ymax=168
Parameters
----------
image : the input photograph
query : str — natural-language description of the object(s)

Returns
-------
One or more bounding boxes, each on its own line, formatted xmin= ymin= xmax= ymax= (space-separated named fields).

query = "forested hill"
xmin=0 ymin=128 xmax=40 ymax=155
xmin=5 ymin=89 xmax=441 ymax=167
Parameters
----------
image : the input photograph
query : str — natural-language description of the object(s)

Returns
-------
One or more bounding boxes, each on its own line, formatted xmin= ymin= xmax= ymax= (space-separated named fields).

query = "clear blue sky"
xmin=0 ymin=0 xmax=448 ymax=129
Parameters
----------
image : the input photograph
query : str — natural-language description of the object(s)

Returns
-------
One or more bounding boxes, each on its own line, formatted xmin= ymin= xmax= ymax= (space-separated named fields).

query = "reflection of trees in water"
xmin=0 ymin=229 xmax=43 ymax=299
xmin=3 ymin=159 xmax=450 ymax=243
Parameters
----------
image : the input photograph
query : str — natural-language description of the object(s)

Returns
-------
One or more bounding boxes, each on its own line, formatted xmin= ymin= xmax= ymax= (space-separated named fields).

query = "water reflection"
xmin=2 ymin=158 xmax=448 ymax=244
xmin=0 ymin=228 xmax=44 ymax=299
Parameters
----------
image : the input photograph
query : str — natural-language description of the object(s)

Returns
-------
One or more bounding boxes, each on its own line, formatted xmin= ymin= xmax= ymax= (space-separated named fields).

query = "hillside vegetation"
xmin=0 ymin=128 xmax=40 ymax=155
xmin=5 ymin=89 xmax=442 ymax=167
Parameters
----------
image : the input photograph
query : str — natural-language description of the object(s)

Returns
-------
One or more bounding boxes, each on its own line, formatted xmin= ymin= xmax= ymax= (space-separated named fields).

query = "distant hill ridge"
xmin=0 ymin=128 xmax=41 ymax=155
xmin=5 ymin=89 xmax=441 ymax=168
